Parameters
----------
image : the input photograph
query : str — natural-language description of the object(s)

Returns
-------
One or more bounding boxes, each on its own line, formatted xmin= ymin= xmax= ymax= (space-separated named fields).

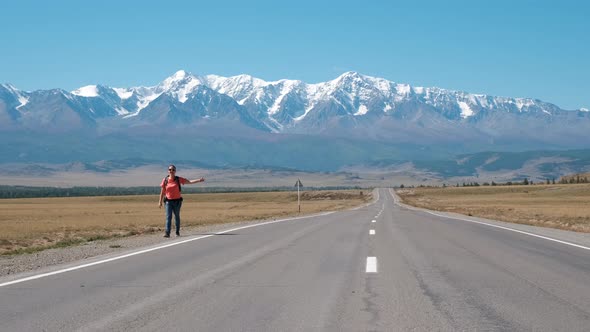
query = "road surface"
xmin=1 ymin=188 xmax=589 ymax=331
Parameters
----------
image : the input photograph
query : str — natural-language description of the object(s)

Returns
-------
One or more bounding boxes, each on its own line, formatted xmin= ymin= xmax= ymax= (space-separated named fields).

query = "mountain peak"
xmin=71 ymin=85 xmax=99 ymax=97
xmin=337 ymin=71 xmax=363 ymax=79
xmin=161 ymin=70 xmax=198 ymax=86
xmin=164 ymin=69 xmax=194 ymax=83
xmin=333 ymin=71 xmax=373 ymax=88
xmin=157 ymin=70 xmax=204 ymax=103
xmin=160 ymin=70 xmax=201 ymax=88
xmin=221 ymin=74 xmax=268 ymax=89
xmin=172 ymin=70 xmax=188 ymax=80
xmin=233 ymin=74 xmax=262 ymax=84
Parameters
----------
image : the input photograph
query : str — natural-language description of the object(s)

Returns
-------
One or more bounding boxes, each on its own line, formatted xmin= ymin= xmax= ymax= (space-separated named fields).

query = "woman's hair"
xmin=168 ymin=164 xmax=176 ymax=170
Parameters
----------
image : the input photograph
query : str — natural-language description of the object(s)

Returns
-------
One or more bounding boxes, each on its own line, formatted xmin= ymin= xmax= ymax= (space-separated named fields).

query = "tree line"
xmin=398 ymin=179 xmax=539 ymax=188
xmin=398 ymin=174 xmax=590 ymax=189
xmin=558 ymin=174 xmax=590 ymax=184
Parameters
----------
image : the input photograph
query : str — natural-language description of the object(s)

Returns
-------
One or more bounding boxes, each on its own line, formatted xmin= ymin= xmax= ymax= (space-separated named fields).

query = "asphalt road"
xmin=1 ymin=188 xmax=589 ymax=331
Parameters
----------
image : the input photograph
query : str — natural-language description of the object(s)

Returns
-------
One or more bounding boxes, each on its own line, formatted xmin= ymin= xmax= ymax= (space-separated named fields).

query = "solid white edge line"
xmin=2 ymin=188 xmax=387 ymax=288
xmin=369 ymin=229 xmax=375 ymax=235
xmin=0 ymin=211 xmax=336 ymax=288
xmin=366 ymin=257 xmax=377 ymax=273
xmin=388 ymin=188 xmax=590 ymax=252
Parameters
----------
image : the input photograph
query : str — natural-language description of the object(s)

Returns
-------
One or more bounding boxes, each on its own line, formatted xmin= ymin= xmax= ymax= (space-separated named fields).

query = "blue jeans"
xmin=165 ymin=200 xmax=182 ymax=234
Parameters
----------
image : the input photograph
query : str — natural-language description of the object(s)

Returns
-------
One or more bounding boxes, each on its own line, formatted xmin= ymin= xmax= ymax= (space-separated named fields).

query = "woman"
xmin=158 ymin=164 xmax=205 ymax=237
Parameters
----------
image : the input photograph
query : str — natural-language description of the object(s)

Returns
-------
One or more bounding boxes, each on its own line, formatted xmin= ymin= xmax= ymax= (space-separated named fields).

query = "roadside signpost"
xmin=294 ymin=179 xmax=303 ymax=212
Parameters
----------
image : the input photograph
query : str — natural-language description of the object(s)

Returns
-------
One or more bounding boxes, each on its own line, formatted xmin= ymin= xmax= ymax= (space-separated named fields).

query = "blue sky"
xmin=1 ymin=0 xmax=588 ymax=109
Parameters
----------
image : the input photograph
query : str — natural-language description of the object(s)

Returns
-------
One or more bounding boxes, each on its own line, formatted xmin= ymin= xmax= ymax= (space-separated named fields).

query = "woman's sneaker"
xmin=163 ymin=233 xmax=170 ymax=238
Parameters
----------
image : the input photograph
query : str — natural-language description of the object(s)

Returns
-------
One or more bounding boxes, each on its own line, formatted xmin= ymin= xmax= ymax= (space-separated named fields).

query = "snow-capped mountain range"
xmin=2 ymin=70 xmax=586 ymax=132
xmin=1 ymin=70 xmax=589 ymax=169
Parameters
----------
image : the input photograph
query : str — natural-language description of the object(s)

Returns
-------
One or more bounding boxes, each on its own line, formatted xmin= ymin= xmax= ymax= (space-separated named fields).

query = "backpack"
xmin=163 ymin=175 xmax=181 ymax=192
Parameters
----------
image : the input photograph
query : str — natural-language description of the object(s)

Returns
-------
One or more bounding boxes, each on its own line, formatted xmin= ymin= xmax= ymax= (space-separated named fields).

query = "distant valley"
xmin=1 ymin=149 xmax=588 ymax=188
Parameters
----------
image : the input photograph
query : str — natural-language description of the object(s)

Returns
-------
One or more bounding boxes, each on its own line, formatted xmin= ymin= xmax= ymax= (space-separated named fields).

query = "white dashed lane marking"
xmin=366 ymin=257 xmax=378 ymax=273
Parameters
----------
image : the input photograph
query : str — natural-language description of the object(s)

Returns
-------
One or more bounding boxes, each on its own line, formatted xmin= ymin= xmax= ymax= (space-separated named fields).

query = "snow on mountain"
xmin=3 ymin=69 xmax=586 ymax=143
xmin=60 ymin=70 xmax=568 ymax=127
xmin=113 ymin=88 xmax=133 ymax=100
xmin=72 ymin=85 xmax=99 ymax=97
xmin=6 ymin=70 xmax=577 ymax=126
xmin=458 ymin=101 xmax=474 ymax=118
xmin=1 ymin=83 xmax=30 ymax=109
xmin=156 ymin=70 xmax=203 ymax=103
xmin=114 ymin=70 xmax=209 ymax=116
xmin=2 ymin=72 xmax=589 ymax=172
xmin=190 ymin=71 xmax=583 ymax=137
xmin=205 ymin=74 xmax=268 ymax=104
xmin=355 ymin=105 xmax=369 ymax=116
xmin=201 ymin=71 xmax=404 ymax=127
xmin=16 ymin=94 xmax=29 ymax=109
xmin=202 ymin=74 xmax=309 ymax=131
xmin=134 ymin=90 xmax=162 ymax=112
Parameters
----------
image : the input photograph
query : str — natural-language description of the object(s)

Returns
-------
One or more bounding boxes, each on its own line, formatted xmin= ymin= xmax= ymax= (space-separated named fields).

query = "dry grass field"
xmin=396 ymin=184 xmax=590 ymax=233
xmin=0 ymin=190 xmax=371 ymax=255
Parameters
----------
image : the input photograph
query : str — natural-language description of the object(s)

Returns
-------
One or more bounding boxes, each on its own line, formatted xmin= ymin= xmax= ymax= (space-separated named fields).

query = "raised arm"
xmin=186 ymin=177 xmax=205 ymax=184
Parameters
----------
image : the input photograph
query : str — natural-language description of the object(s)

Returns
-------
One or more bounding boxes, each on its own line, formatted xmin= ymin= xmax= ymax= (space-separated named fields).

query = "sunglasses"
xmin=168 ymin=168 xmax=176 ymax=171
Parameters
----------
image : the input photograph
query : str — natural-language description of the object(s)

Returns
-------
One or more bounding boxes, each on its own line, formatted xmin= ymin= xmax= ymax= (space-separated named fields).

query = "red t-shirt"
xmin=161 ymin=176 xmax=188 ymax=200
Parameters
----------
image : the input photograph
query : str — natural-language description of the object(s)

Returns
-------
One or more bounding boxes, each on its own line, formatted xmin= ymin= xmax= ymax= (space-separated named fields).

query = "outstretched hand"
xmin=189 ymin=177 xmax=205 ymax=184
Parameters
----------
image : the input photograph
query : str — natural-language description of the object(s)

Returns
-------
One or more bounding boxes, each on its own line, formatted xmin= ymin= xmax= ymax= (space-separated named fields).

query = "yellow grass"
xmin=0 ymin=190 xmax=371 ymax=255
xmin=396 ymin=184 xmax=590 ymax=233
